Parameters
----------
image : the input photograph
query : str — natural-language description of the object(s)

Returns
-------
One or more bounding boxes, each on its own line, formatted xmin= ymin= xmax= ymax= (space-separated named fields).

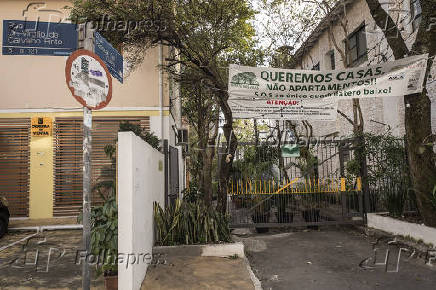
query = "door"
xmin=169 ymin=145 xmax=179 ymax=206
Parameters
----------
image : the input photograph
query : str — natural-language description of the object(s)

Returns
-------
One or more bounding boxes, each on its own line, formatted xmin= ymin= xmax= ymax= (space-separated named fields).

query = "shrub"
xmin=153 ymin=199 xmax=231 ymax=246
xmin=119 ymin=121 xmax=160 ymax=150
xmin=182 ymin=185 xmax=203 ymax=203
xmin=91 ymin=193 xmax=118 ymax=275
xmin=78 ymin=193 xmax=118 ymax=276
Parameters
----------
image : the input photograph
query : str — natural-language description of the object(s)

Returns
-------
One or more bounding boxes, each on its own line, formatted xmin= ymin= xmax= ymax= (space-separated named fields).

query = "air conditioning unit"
xmin=176 ymin=129 xmax=188 ymax=145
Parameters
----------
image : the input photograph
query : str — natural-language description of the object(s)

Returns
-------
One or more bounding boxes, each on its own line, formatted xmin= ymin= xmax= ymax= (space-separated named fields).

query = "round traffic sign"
xmin=65 ymin=49 xmax=112 ymax=110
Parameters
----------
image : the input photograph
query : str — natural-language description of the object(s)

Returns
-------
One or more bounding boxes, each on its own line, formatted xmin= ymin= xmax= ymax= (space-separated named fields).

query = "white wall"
xmin=149 ymin=115 xmax=170 ymax=143
xmin=118 ymin=132 xmax=165 ymax=290
xmin=368 ymin=213 xmax=436 ymax=246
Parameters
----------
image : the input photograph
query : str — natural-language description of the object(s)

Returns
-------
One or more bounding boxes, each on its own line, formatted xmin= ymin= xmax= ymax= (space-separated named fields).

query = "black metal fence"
xmin=225 ymin=135 xmax=416 ymax=228
xmin=227 ymin=178 xmax=365 ymax=229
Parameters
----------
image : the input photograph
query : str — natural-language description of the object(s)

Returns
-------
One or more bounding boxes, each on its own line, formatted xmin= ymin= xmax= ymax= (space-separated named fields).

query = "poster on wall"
xmin=228 ymin=54 xmax=428 ymax=119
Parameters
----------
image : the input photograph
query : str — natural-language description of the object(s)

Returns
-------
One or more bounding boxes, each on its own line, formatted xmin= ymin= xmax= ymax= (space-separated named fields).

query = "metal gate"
xmin=227 ymin=140 xmax=367 ymax=228
xmin=227 ymin=177 xmax=365 ymax=228
xmin=169 ymin=145 xmax=179 ymax=206
xmin=0 ymin=119 xmax=30 ymax=217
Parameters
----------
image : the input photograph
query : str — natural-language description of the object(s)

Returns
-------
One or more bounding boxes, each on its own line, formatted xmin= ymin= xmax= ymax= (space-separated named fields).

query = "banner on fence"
xmin=229 ymin=97 xmax=338 ymax=120
xmin=228 ymin=54 xmax=428 ymax=119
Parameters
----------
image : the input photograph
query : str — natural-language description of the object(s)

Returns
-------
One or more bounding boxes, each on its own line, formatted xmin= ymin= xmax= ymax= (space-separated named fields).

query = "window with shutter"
xmin=0 ymin=119 xmax=30 ymax=217
xmin=53 ymin=117 xmax=150 ymax=216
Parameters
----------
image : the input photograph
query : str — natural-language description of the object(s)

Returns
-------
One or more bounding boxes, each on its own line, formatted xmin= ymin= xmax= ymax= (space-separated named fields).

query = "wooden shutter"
xmin=53 ymin=117 xmax=150 ymax=217
xmin=0 ymin=119 xmax=30 ymax=217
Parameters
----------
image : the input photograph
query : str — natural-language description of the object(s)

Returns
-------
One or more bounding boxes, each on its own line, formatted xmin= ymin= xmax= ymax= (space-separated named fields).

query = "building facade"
xmin=293 ymin=0 xmax=436 ymax=137
xmin=0 ymin=0 xmax=185 ymax=218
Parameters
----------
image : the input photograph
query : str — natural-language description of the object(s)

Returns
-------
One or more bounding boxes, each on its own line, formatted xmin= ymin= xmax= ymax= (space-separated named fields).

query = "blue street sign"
xmin=94 ymin=32 xmax=123 ymax=83
xmin=2 ymin=20 xmax=77 ymax=56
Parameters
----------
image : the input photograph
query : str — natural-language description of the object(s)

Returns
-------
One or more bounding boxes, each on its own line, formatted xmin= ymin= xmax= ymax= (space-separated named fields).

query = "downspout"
xmin=158 ymin=42 xmax=164 ymax=142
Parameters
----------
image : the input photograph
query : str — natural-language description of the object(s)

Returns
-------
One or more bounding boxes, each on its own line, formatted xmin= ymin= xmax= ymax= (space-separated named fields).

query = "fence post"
xmin=356 ymin=177 xmax=365 ymax=223
xmin=163 ymin=139 xmax=169 ymax=208
xmin=358 ymin=134 xmax=371 ymax=215
xmin=339 ymin=145 xmax=345 ymax=177
xmin=340 ymin=177 xmax=347 ymax=219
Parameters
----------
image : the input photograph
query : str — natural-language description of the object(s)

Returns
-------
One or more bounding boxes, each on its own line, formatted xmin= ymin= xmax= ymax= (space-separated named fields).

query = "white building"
xmin=293 ymin=0 xmax=436 ymax=137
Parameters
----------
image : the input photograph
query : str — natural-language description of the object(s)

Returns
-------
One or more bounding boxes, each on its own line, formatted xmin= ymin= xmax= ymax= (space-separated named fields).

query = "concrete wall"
xmin=368 ymin=213 xmax=436 ymax=246
xmin=118 ymin=131 xmax=165 ymax=290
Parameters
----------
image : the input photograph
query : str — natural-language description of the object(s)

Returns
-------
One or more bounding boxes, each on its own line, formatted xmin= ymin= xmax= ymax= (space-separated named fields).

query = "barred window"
xmin=347 ymin=24 xmax=367 ymax=66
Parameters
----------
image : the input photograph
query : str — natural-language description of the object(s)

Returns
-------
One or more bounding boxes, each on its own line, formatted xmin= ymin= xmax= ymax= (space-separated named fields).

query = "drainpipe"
xmin=158 ymin=42 xmax=164 ymax=142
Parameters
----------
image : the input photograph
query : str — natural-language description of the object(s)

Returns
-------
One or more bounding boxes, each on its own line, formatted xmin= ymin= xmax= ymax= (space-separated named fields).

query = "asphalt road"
xmin=236 ymin=227 xmax=436 ymax=290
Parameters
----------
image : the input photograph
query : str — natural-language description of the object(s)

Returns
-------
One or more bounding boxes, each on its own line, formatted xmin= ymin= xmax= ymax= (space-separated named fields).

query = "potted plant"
xmin=90 ymin=193 xmax=118 ymax=289
xmin=275 ymin=194 xmax=294 ymax=223
xmin=251 ymin=195 xmax=271 ymax=233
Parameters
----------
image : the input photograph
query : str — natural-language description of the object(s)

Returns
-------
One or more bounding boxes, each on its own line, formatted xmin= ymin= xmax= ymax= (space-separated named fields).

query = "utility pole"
xmin=68 ymin=23 xmax=112 ymax=290
xmin=81 ymin=23 xmax=94 ymax=290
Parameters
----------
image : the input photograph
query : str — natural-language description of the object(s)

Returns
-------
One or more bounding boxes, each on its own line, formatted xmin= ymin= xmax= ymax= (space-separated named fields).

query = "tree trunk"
xmin=254 ymin=119 xmax=259 ymax=147
xmin=202 ymin=111 xmax=219 ymax=206
xmin=216 ymin=91 xmax=238 ymax=213
xmin=405 ymin=88 xmax=436 ymax=226
xmin=364 ymin=0 xmax=436 ymax=226
xmin=197 ymin=120 xmax=207 ymax=198
xmin=202 ymin=146 xmax=215 ymax=205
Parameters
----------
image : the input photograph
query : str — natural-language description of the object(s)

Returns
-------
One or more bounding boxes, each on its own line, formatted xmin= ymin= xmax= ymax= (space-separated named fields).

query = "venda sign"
xmin=228 ymin=54 xmax=428 ymax=120
xmin=31 ymin=117 xmax=52 ymax=137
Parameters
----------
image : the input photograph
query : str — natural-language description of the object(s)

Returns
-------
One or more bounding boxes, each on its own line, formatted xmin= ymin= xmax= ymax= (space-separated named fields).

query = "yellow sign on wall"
xmin=31 ymin=117 xmax=53 ymax=137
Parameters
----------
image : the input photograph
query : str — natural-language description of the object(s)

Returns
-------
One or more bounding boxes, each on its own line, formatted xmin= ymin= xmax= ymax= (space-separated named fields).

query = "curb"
xmin=153 ymin=242 xmax=245 ymax=258
xmin=244 ymin=257 xmax=263 ymax=290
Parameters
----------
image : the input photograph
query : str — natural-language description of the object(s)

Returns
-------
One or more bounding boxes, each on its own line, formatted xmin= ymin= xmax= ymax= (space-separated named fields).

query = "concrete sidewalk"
xmin=236 ymin=227 xmax=436 ymax=290
xmin=141 ymin=249 xmax=255 ymax=290
xmin=0 ymin=230 xmax=104 ymax=289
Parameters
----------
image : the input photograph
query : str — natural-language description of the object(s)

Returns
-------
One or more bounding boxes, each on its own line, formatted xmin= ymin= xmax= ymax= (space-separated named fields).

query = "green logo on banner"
xmin=281 ymin=144 xmax=300 ymax=158
xmin=230 ymin=72 xmax=259 ymax=89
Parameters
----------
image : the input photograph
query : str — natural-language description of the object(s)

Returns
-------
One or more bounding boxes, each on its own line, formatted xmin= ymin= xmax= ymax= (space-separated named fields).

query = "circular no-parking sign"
xmin=65 ymin=49 xmax=112 ymax=110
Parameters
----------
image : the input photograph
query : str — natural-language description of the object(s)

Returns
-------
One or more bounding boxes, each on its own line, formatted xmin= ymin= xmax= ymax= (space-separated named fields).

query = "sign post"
xmin=65 ymin=27 xmax=112 ymax=290
xmin=82 ymin=106 xmax=92 ymax=290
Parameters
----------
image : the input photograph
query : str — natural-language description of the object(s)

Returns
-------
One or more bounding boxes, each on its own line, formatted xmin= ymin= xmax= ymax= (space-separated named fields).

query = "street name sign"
xmin=94 ymin=32 xmax=123 ymax=83
xmin=2 ymin=20 xmax=77 ymax=56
